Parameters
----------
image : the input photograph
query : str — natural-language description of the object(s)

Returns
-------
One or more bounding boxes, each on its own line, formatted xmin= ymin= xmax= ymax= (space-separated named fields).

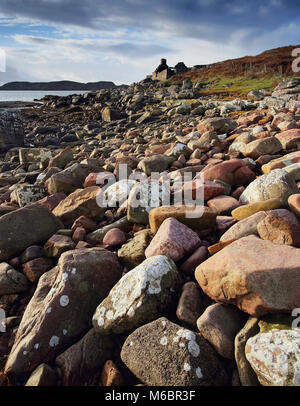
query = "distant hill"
xmin=0 ymin=80 xmax=126 ymax=91
xmin=168 ymin=44 xmax=300 ymax=98
xmin=171 ymin=45 xmax=300 ymax=82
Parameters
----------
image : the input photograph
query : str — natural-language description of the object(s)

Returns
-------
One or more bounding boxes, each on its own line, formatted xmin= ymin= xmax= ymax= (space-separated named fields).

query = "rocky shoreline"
xmin=0 ymin=76 xmax=300 ymax=386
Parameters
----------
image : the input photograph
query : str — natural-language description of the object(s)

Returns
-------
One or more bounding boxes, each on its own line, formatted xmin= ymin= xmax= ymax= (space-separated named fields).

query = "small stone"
xmin=149 ymin=206 xmax=216 ymax=233
xmin=179 ymin=246 xmax=208 ymax=274
xmin=176 ymin=282 xmax=212 ymax=329
xmin=44 ymin=235 xmax=76 ymax=258
xmin=145 ymin=218 xmax=201 ymax=262
xmin=121 ymin=317 xmax=228 ymax=386
xmin=0 ymin=263 xmax=29 ymax=295
xmin=197 ymin=303 xmax=247 ymax=359
xmin=257 ymin=209 xmax=300 ymax=247
xmin=117 ymin=229 xmax=152 ymax=270
xmin=25 ymin=364 xmax=57 ymax=386
xmin=23 ymin=257 xmax=54 ymax=283
xmin=232 ymin=198 xmax=283 ymax=220
xmin=234 ymin=317 xmax=260 ymax=386
xmin=288 ymin=194 xmax=300 ymax=218
xmin=101 ymin=360 xmax=123 ymax=386
xmin=207 ymin=195 xmax=240 ymax=215
xmin=102 ymin=228 xmax=127 ymax=247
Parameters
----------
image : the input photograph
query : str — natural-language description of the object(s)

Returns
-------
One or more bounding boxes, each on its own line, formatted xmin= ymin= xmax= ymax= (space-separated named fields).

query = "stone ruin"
xmin=152 ymin=58 xmax=190 ymax=81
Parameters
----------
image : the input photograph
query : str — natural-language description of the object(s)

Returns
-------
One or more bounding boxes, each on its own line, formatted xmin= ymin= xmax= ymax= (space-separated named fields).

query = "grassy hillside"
xmin=168 ymin=44 xmax=300 ymax=98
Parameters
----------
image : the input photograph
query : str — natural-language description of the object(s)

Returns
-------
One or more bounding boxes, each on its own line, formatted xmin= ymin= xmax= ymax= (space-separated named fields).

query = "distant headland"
xmin=0 ymin=80 xmax=127 ymax=91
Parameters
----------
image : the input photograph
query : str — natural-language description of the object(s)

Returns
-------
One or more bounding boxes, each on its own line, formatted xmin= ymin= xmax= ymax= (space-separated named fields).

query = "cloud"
xmin=0 ymin=0 xmax=299 ymax=84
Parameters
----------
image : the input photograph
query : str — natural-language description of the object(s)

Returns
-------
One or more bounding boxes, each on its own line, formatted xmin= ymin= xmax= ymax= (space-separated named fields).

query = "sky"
xmin=0 ymin=0 xmax=299 ymax=85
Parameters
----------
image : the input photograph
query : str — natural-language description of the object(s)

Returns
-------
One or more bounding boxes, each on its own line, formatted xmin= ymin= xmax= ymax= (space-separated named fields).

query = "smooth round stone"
xmin=232 ymin=198 xmax=283 ymax=220
xmin=102 ymin=228 xmax=127 ymax=247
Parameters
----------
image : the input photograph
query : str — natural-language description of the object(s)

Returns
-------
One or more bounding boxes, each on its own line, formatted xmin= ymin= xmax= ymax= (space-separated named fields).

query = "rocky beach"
xmin=0 ymin=67 xmax=300 ymax=387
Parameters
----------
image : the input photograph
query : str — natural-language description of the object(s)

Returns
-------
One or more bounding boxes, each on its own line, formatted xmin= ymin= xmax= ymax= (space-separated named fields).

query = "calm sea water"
xmin=0 ymin=90 xmax=86 ymax=102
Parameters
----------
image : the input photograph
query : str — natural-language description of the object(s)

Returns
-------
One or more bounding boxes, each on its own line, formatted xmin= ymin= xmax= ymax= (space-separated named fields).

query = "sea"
xmin=0 ymin=90 xmax=86 ymax=102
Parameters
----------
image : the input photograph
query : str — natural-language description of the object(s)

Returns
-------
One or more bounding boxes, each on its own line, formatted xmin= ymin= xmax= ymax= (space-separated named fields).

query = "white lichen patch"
xmin=184 ymin=362 xmax=191 ymax=372
xmin=246 ymin=329 xmax=300 ymax=386
xmin=46 ymin=307 xmax=52 ymax=314
xmin=196 ymin=367 xmax=203 ymax=379
xmin=160 ymin=336 xmax=168 ymax=346
xmin=175 ymin=329 xmax=200 ymax=358
xmin=59 ymin=295 xmax=69 ymax=307
xmin=34 ymin=343 xmax=39 ymax=349
xmin=62 ymin=329 xmax=67 ymax=335
xmin=49 ymin=336 xmax=60 ymax=347
xmin=93 ymin=255 xmax=178 ymax=329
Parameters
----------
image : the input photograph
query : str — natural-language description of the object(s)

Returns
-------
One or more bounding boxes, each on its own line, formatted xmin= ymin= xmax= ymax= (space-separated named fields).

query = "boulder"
xmin=93 ymin=255 xmax=181 ymax=335
xmin=234 ymin=317 xmax=260 ymax=386
xmin=196 ymin=303 xmax=247 ymax=359
xmin=121 ymin=317 xmax=228 ymax=386
xmin=231 ymin=198 xmax=282 ymax=220
xmin=47 ymin=163 xmax=89 ymax=195
xmin=4 ymin=248 xmax=122 ymax=378
xmin=245 ymin=329 xmax=300 ymax=386
xmin=138 ymin=155 xmax=174 ymax=176
xmin=239 ymin=169 xmax=298 ymax=205
xmin=55 ymin=328 xmax=114 ymax=386
xmin=11 ymin=185 xmax=47 ymax=207
xmin=197 ymin=117 xmax=238 ymax=134
xmin=0 ymin=204 xmax=63 ymax=262
xmin=0 ymin=110 xmax=24 ymax=151
xmin=25 ymin=364 xmax=57 ymax=386
xmin=195 ymin=235 xmax=300 ymax=317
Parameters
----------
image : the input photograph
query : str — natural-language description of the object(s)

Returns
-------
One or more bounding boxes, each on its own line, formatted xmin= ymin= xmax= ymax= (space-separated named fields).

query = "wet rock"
xmin=93 ymin=255 xmax=181 ymax=335
xmin=220 ymin=211 xmax=267 ymax=241
xmin=121 ymin=317 xmax=228 ymax=386
xmin=195 ymin=235 xmax=300 ymax=317
xmin=0 ymin=203 xmax=63 ymax=262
